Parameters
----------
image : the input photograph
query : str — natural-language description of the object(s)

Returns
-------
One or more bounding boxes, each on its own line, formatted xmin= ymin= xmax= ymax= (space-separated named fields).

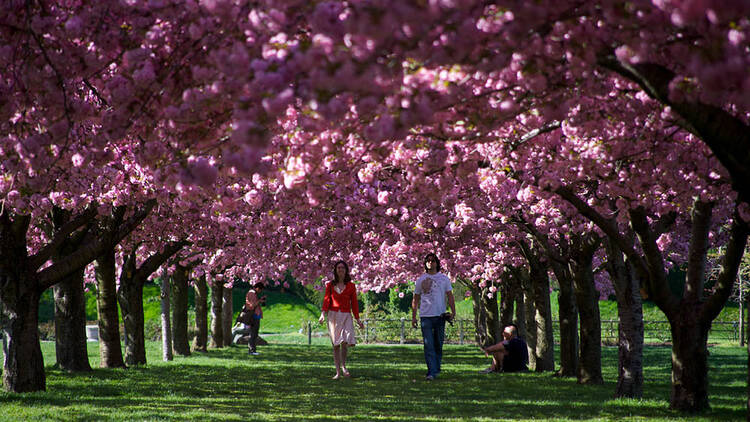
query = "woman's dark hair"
xmin=332 ymin=260 xmax=352 ymax=284
xmin=423 ymin=253 xmax=441 ymax=273
xmin=253 ymin=282 xmax=265 ymax=289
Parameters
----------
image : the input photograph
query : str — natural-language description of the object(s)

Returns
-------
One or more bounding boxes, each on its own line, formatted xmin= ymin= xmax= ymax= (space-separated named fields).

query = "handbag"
xmin=237 ymin=308 xmax=253 ymax=325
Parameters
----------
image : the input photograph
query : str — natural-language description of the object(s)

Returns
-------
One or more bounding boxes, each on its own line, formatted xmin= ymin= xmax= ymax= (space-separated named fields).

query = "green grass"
xmin=0 ymin=341 xmax=744 ymax=421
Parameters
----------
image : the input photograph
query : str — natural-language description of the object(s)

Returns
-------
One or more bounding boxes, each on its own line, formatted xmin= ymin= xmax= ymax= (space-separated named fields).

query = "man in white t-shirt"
xmin=411 ymin=253 xmax=456 ymax=380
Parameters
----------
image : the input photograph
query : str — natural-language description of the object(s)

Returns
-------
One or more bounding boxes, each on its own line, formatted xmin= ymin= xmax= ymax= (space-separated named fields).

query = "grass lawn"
xmin=0 ymin=341 xmax=745 ymax=421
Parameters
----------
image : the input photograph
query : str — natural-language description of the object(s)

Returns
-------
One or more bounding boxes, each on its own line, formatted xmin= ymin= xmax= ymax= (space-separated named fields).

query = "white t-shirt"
xmin=414 ymin=272 xmax=452 ymax=317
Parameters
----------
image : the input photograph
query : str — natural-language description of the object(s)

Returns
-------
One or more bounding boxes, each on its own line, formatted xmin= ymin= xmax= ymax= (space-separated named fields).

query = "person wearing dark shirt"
xmin=479 ymin=324 xmax=528 ymax=373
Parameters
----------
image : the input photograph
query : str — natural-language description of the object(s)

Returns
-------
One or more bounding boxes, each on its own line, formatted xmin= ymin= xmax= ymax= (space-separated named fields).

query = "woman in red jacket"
xmin=319 ymin=260 xmax=365 ymax=379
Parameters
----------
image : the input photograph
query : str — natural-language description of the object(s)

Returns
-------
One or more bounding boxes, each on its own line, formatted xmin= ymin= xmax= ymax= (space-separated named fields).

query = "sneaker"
xmin=479 ymin=367 xmax=495 ymax=374
xmin=425 ymin=375 xmax=434 ymax=381
xmin=249 ymin=350 xmax=259 ymax=355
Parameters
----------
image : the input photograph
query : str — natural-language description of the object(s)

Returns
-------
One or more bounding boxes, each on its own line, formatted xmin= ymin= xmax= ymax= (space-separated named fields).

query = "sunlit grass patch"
xmin=0 ymin=342 xmax=744 ymax=421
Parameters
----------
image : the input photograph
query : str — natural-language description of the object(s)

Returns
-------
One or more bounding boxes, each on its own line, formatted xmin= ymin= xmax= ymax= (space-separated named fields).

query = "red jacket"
xmin=322 ymin=282 xmax=360 ymax=320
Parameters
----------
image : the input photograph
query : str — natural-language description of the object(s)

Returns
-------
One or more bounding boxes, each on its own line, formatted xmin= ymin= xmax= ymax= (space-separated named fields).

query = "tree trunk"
xmin=171 ymin=265 xmax=190 ymax=356
xmin=531 ymin=261 xmax=555 ymax=372
xmin=573 ymin=253 xmax=603 ymax=385
xmin=465 ymin=280 xmax=501 ymax=347
xmin=53 ymin=268 xmax=91 ymax=372
xmin=555 ymin=270 xmax=578 ymax=377
xmin=222 ymin=286 xmax=233 ymax=347
xmin=515 ymin=294 xmax=526 ymax=340
xmin=606 ymin=239 xmax=644 ymax=398
xmin=94 ymin=249 xmax=126 ymax=368
xmin=499 ymin=274 xmax=516 ymax=328
xmin=48 ymin=208 xmax=91 ymax=372
xmin=209 ymin=283 xmax=224 ymax=348
xmin=192 ymin=275 xmax=208 ymax=352
xmin=118 ymin=281 xmax=147 ymax=366
xmin=520 ymin=269 xmax=538 ymax=370
xmin=1 ymin=286 xmax=46 ymax=392
xmin=669 ymin=310 xmax=711 ymax=412
xmin=160 ymin=277 xmax=173 ymax=361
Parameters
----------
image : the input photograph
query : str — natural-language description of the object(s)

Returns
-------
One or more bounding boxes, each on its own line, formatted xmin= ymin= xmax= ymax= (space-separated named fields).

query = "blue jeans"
xmin=420 ymin=316 xmax=445 ymax=377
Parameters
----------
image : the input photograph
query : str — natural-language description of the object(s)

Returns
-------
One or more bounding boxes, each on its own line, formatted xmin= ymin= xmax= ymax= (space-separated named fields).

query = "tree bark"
xmin=606 ymin=238 xmax=644 ymax=398
xmin=0 ymin=213 xmax=44 ymax=393
xmin=117 ymin=240 xmax=188 ymax=366
xmin=160 ymin=277 xmax=173 ymax=361
xmin=553 ymin=264 xmax=578 ymax=377
xmin=514 ymin=294 xmax=526 ymax=340
xmin=1 ymin=285 xmax=46 ymax=392
xmin=209 ymin=283 xmax=224 ymax=348
xmin=517 ymin=267 xmax=538 ymax=370
xmin=530 ymin=258 xmax=554 ymax=372
xmin=171 ymin=264 xmax=190 ymax=356
xmin=192 ymin=275 xmax=208 ymax=352
xmin=499 ymin=270 xmax=517 ymax=328
xmin=460 ymin=278 xmax=501 ymax=347
xmin=222 ymin=286 xmax=233 ymax=347
xmin=53 ymin=268 xmax=91 ymax=372
xmin=49 ymin=207 xmax=92 ymax=372
xmin=94 ymin=248 xmax=126 ymax=368
xmin=556 ymin=185 xmax=748 ymax=411
xmin=572 ymin=236 xmax=603 ymax=385
xmin=0 ymin=202 xmax=153 ymax=392
xmin=118 ymin=276 xmax=147 ymax=366
xmin=669 ymin=312 xmax=710 ymax=412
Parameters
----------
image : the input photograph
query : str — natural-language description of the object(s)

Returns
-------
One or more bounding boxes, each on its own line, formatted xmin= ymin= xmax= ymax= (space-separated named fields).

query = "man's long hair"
xmin=423 ymin=253 xmax=441 ymax=273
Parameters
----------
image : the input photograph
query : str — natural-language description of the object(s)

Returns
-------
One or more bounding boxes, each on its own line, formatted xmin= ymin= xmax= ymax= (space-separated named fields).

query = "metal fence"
xmin=304 ymin=318 xmax=742 ymax=345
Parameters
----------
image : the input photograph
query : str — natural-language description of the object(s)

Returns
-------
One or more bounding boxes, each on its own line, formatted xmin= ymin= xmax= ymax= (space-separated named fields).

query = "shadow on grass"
xmin=0 ymin=344 xmax=744 ymax=421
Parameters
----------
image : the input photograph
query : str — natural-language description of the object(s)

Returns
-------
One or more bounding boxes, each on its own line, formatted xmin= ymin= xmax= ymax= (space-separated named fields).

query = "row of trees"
xmin=2 ymin=0 xmax=749 ymax=414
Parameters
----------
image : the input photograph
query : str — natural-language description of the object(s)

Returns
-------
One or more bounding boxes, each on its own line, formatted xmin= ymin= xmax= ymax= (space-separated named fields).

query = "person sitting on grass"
xmin=479 ymin=324 xmax=528 ymax=373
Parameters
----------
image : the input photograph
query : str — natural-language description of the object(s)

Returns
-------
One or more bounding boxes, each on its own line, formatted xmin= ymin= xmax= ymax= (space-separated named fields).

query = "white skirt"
xmin=327 ymin=310 xmax=356 ymax=346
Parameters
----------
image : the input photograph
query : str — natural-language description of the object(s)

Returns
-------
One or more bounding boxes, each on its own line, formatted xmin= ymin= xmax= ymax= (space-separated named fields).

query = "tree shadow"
xmin=0 ymin=344 xmax=744 ymax=421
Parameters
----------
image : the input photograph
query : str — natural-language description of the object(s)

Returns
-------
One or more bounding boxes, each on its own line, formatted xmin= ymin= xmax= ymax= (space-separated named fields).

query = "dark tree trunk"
xmin=192 ymin=275 xmax=208 ymax=352
xmin=572 ymin=241 xmax=603 ymax=385
xmin=94 ymin=249 xmax=125 ymax=368
xmin=556 ymin=189 xmax=748 ymax=412
xmin=669 ymin=311 xmax=711 ymax=412
xmin=1 ymin=286 xmax=46 ymax=392
xmin=554 ymin=268 xmax=578 ymax=377
xmin=530 ymin=259 xmax=554 ymax=372
xmin=461 ymin=279 xmax=501 ymax=347
xmin=514 ymin=294 xmax=526 ymax=339
xmin=222 ymin=287 xmax=233 ymax=347
xmin=519 ymin=268 xmax=538 ymax=370
xmin=606 ymin=239 xmax=644 ymax=398
xmin=499 ymin=271 xmax=516 ymax=328
xmin=118 ymin=280 xmax=147 ymax=366
xmin=160 ymin=277 xmax=173 ymax=361
xmin=48 ymin=207 xmax=92 ymax=373
xmin=0 ymin=202 xmax=154 ymax=392
xmin=0 ymin=214 xmax=45 ymax=392
xmin=171 ymin=264 xmax=190 ymax=356
xmin=116 ymin=241 xmax=187 ymax=366
xmin=209 ymin=283 xmax=224 ymax=348
xmin=53 ymin=269 xmax=91 ymax=372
